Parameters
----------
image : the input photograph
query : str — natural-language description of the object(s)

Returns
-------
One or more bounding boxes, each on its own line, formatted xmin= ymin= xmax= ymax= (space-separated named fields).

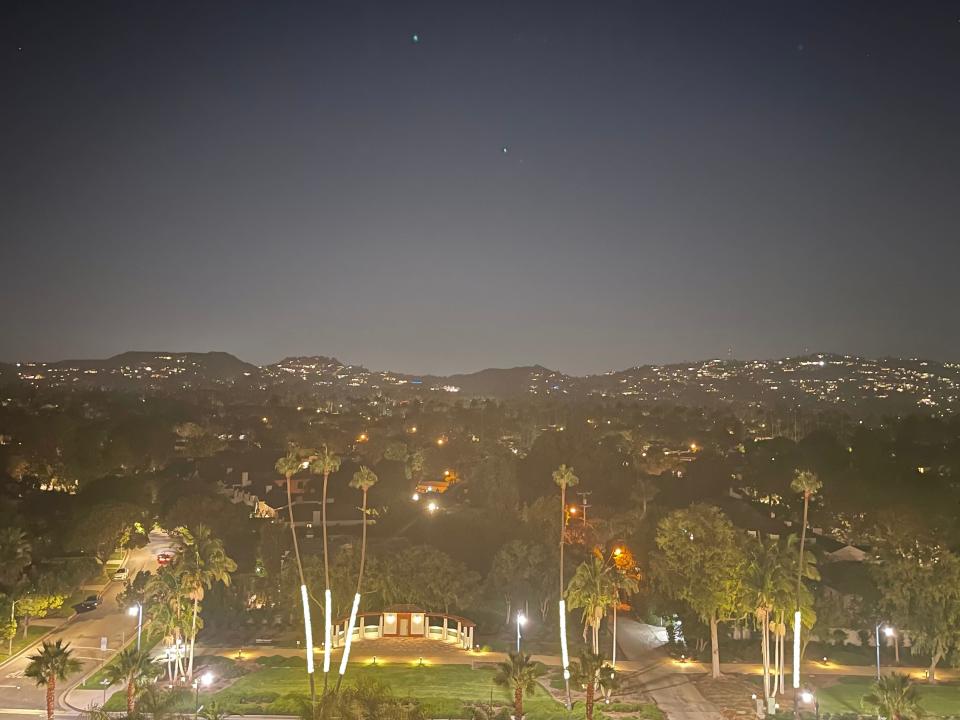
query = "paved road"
xmin=0 ymin=532 xmax=173 ymax=719
xmin=616 ymin=617 xmax=723 ymax=720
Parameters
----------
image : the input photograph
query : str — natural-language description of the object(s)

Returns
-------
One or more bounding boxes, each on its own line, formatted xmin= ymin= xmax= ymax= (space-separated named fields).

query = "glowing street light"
xmin=800 ymin=689 xmax=819 ymax=720
xmin=128 ymin=603 xmax=143 ymax=651
xmin=427 ymin=501 xmax=438 ymax=513
xmin=194 ymin=672 xmax=214 ymax=719
xmin=876 ymin=624 xmax=895 ymax=680
xmin=411 ymin=493 xmax=420 ymax=501
xmin=516 ymin=612 xmax=526 ymax=653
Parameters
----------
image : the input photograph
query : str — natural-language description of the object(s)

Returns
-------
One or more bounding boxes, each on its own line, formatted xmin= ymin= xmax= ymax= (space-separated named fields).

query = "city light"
xmin=883 ymin=626 xmax=895 ymax=637
xmin=427 ymin=501 xmax=438 ymax=513
xmin=800 ymin=690 xmax=814 ymax=704
xmin=127 ymin=606 xmax=138 ymax=616
xmin=412 ymin=493 xmax=420 ymax=501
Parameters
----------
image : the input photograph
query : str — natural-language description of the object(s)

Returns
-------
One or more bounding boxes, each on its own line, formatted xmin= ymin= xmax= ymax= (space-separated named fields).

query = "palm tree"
xmin=275 ymin=449 xmax=316 ymax=702
xmin=175 ymin=525 xmax=237 ymax=679
xmin=570 ymin=651 xmax=618 ymax=720
xmin=565 ymin=555 xmax=616 ymax=654
xmin=746 ymin=538 xmax=789 ymax=702
xmin=350 ymin=467 xmax=378 ymax=599
xmin=862 ymin=673 xmax=924 ymax=720
xmin=276 ymin=449 xmax=310 ymax=590
xmin=136 ymin=684 xmax=180 ymax=720
xmin=790 ymin=470 xmax=822 ymax=605
xmin=147 ymin=568 xmax=189 ymax=680
xmin=493 ymin=652 xmax=545 ymax=720
xmin=103 ymin=647 xmax=154 ymax=716
xmin=336 ymin=466 xmax=379 ymax=691
xmin=24 ymin=639 xmax=82 ymax=720
xmin=552 ymin=464 xmax=578 ymax=709
xmin=310 ymin=445 xmax=340 ymax=685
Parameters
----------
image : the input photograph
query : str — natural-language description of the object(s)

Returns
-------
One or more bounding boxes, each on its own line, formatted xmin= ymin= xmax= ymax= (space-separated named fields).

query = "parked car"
xmin=78 ymin=595 xmax=101 ymax=612
xmin=112 ymin=567 xmax=128 ymax=582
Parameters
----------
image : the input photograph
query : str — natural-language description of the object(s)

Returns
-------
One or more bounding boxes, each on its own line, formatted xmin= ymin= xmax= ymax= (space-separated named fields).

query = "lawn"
xmin=0 ymin=626 xmax=50 ymax=662
xmin=815 ymin=676 xmax=960 ymax=717
xmin=105 ymin=659 xmax=663 ymax=720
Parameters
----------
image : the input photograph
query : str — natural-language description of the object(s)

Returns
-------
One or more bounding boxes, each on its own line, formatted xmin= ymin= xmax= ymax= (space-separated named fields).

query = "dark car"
xmin=78 ymin=594 xmax=101 ymax=612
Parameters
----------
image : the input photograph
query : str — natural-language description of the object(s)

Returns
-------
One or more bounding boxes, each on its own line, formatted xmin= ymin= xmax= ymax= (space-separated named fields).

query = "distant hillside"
xmin=15 ymin=351 xmax=257 ymax=389
xmin=419 ymin=365 xmax=571 ymax=397
xmin=7 ymin=350 xmax=960 ymax=414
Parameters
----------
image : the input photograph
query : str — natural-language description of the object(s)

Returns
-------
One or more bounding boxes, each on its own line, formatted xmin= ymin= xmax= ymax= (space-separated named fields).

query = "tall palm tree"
xmin=350 ymin=467 xmax=378 ymax=599
xmin=103 ymin=647 xmax=154 ymax=716
xmin=552 ymin=464 xmax=578 ymax=709
xmin=24 ymin=639 xmax=82 ymax=720
xmin=862 ymin=673 xmax=924 ymax=720
xmin=275 ymin=449 xmax=317 ymax=702
xmin=146 ymin=567 xmax=189 ymax=680
xmin=570 ymin=651 xmax=618 ymax=720
xmin=746 ymin=538 xmax=789 ymax=702
xmin=336 ymin=466 xmax=379 ymax=691
xmin=310 ymin=445 xmax=340 ymax=685
xmin=493 ymin=652 xmax=545 ymax=720
xmin=790 ymin=470 xmax=822 ymax=605
xmin=790 ymin=469 xmax=821 ymax=708
xmin=175 ymin=525 xmax=236 ymax=679
xmin=565 ymin=555 xmax=616 ymax=654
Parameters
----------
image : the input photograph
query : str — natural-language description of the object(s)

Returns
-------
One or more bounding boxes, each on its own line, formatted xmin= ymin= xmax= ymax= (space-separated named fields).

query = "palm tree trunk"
xmin=286 ymin=474 xmax=306 ymax=587
xmin=127 ymin=680 xmax=135 ymax=715
xmin=796 ymin=493 xmax=809 ymax=603
xmin=187 ymin=594 xmax=199 ymax=678
xmin=357 ymin=490 xmax=368 ymax=595
xmin=322 ymin=469 xmax=331 ymax=691
xmin=46 ymin=678 xmax=55 ymax=720
xmin=559 ymin=485 xmax=566 ymax=595
xmin=322 ymin=471 xmax=331 ymax=590
xmin=585 ymin=681 xmax=595 ymax=720
xmin=761 ymin=610 xmax=770 ymax=699
xmin=559 ymin=484 xmax=571 ymax=710
xmin=514 ymin=686 xmax=523 ymax=719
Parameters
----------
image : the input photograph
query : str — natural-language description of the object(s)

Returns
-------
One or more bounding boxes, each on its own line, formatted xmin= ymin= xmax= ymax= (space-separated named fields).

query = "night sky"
xmin=3 ymin=1 xmax=959 ymax=375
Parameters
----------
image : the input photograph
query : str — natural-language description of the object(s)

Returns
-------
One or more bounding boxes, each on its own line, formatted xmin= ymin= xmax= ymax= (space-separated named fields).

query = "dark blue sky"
xmin=3 ymin=1 xmax=959 ymax=374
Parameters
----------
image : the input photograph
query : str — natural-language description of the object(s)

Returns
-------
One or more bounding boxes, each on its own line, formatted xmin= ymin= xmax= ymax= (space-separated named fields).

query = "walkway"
xmin=616 ymin=618 xmax=723 ymax=720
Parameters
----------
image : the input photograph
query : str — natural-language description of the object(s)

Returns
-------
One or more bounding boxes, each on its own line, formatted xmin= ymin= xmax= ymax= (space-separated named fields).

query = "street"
xmin=0 ymin=532 xmax=173 ymax=719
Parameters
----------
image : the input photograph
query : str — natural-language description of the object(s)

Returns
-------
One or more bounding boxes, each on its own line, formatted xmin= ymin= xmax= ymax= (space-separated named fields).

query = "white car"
xmin=112 ymin=567 xmax=128 ymax=582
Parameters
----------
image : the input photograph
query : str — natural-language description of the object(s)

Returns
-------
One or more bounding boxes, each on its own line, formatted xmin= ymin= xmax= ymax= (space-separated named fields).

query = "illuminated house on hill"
xmin=415 ymin=470 xmax=459 ymax=495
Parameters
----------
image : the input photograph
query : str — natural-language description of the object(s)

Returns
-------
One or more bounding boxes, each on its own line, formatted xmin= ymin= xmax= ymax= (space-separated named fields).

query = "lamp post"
xmin=800 ymin=690 xmax=819 ymax=720
xmin=194 ymin=671 xmax=213 ymax=719
xmin=516 ymin=612 xmax=526 ymax=653
xmin=128 ymin=602 xmax=143 ymax=651
xmin=875 ymin=624 xmax=894 ymax=681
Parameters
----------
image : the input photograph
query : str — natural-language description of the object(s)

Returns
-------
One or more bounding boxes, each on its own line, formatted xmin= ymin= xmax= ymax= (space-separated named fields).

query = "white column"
xmin=442 ymin=616 xmax=448 ymax=641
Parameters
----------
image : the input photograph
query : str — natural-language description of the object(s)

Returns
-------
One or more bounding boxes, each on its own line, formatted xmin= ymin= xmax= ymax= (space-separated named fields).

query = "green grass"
xmin=815 ymin=676 xmax=960 ymax=716
xmin=0 ymin=626 xmax=50 ymax=662
xmin=105 ymin=660 xmax=662 ymax=719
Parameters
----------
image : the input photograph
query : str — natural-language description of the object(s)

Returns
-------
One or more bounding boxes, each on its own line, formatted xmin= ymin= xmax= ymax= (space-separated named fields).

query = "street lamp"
xmin=128 ymin=602 xmax=143 ymax=651
xmin=800 ymin=690 xmax=820 ymax=720
xmin=194 ymin=671 xmax=214 ymax=719
xmin=516 ymin=612 xmax=526 ymax=653
xmin=875 ymin=623 xmax=894 ymax=680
